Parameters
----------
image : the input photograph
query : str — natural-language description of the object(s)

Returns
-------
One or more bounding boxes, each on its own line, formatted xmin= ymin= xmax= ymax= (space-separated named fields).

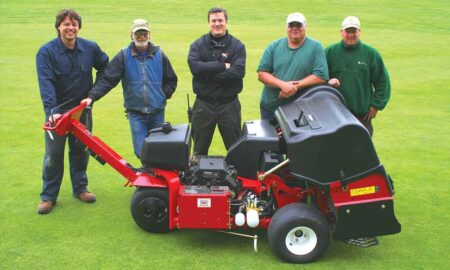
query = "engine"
xmin=183 ymin=156 xmax=240 ymax=197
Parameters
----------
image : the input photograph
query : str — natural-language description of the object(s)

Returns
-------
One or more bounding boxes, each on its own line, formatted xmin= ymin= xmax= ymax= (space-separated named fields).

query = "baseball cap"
xmin=341 ymin=16 xmax=361 ymax=30
xmin=131 ymin=18 xmax=150 ymax=33
xmin=286 ymin=12 xmax=306 ymax=25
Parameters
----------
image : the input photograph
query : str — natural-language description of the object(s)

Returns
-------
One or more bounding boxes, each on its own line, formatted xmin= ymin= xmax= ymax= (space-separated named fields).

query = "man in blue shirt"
xmin=36 ymin=9 xmax=109 ymax=214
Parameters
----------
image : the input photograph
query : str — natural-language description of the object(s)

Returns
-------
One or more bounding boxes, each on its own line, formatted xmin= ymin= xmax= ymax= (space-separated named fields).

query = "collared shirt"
xmin=36 ymin=37 xmax=109 ymax=115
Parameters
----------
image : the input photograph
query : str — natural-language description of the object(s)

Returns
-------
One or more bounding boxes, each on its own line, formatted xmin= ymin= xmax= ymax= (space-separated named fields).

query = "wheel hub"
xmin=285 ymin=226 xmax=318 ymax=255
xmin=140 ymin=197 xmax=168 ymax=221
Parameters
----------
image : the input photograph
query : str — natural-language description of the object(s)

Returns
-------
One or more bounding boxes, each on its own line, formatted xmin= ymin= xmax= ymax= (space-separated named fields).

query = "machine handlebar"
xmin=42 ymin=102 xmax=88 ymax=135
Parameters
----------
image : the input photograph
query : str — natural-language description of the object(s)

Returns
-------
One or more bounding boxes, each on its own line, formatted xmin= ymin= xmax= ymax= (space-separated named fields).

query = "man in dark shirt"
xmin=36 ymin=9 xmax=109 ymax=214
xmin=83 ymin=18 xmax=178 ymax=159
xmin=326 ymin=16 xmax=390 ymax=136
xmin=188 ymin=7 xmax=246 ymax=155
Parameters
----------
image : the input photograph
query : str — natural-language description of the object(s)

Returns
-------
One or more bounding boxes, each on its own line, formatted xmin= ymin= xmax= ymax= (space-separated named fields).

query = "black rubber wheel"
xmin=130 ymin=188 xmax=170 ymax=233
xmin=268 ymin=203 xmax=330 ymax=263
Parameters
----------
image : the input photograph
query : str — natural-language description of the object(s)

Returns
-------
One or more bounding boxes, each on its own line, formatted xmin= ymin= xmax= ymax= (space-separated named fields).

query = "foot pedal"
xmin=343 ymin=237 xmax=379 ymax=247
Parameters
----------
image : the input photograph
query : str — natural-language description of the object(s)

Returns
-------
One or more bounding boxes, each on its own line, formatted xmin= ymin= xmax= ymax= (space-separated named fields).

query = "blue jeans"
xmin=128 ymin=110 xmax=165 ymax=158
xmin=41 ymin=109 xmax=92 ymax=202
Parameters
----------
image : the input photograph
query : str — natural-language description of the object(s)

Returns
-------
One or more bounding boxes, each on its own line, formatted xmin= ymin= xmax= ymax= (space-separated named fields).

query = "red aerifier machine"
xmin=44 ymin=86 xmax=401 ymax=263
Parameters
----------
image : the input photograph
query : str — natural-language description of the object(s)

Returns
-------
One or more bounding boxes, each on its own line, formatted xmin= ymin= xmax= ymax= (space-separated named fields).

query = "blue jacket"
xmin=36 ymin=37 xmax=109 ymax=115
xmin=89 ymin=42 xmax=178 ymax=114
xmin=122 ymin=47 xmax=164 ymax=113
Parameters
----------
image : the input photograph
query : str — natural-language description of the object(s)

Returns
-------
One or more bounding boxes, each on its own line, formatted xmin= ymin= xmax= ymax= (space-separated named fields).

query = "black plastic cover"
xmin=196 ymin=156 xmax=226 ymax=179
xmin=141 ymin=123 xmax=191 ymax=170
xmin=226 ymin=120 xmax=281 ymax=179
xmin=275 ymin=85 xmax=380 ymax=185
xmin=332 ymin=199 xmax=401 ymax=240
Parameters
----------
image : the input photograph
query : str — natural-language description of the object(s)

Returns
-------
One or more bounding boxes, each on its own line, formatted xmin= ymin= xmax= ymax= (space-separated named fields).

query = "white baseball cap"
xmin=341 ymin=16 xmax=361 ymax=30
xmin=131 ymin=18 xmax=150 ymax=33
xmin=286 ymin=12 xmax=306 ymax=26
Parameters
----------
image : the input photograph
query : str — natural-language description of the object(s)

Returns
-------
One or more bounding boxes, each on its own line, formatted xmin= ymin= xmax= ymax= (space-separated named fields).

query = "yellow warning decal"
xmin=350 ymin=186 xmax=376 ymax=196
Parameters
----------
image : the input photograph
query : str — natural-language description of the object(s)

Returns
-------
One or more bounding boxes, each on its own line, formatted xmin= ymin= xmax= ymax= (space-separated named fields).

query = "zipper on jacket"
xmin=141 ymin=61 xmax=148 ymax=112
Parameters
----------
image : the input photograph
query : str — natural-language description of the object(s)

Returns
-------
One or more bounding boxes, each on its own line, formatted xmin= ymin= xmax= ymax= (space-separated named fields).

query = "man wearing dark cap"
xmin=326 ymin=16 xmax=391 ymax=136
xmin=188 ymin=7 xmax=246 ymax=155
xmin=83 ymin=18 xmax=178 ymax=158
xmin=258 ymin=12 xmax=329 ymax=120
xmin=36 ymin=9 xmax=109 ymax=214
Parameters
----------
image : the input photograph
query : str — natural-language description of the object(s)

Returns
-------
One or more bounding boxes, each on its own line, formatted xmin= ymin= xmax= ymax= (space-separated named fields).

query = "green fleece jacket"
xmin=326 ymin=40 xmax=390 ymax=114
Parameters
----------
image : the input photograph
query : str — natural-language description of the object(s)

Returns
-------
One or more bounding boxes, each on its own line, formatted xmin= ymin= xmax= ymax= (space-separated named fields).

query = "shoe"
xmin=77 ymin=191 xmax=96 ymax=203
xmin=37 ymin=200 xmax=54 ymax=214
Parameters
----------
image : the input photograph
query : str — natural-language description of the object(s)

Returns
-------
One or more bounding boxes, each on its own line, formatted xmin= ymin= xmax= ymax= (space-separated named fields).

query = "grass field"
xmin=1 ymin=0 xmax=449 ymax=269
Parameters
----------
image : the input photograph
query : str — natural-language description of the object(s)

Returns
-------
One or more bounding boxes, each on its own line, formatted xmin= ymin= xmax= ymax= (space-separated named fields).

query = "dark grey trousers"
xmin=354 ymin=113 xmax=374 ymax=137
xmin=191 ymin=98 xmax=241 ymax=155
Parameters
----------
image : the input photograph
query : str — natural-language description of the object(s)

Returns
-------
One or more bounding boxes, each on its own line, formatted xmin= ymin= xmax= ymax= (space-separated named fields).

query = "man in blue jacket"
xmin=83 ymin=18 xmax=178 ymax=159
xmin=36 ymin=9 xmax=109 ymax=214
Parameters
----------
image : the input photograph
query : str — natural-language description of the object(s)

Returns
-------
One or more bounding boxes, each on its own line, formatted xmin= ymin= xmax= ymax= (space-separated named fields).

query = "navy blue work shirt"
xmin=36 ymin=37 xmax=109 ymax=115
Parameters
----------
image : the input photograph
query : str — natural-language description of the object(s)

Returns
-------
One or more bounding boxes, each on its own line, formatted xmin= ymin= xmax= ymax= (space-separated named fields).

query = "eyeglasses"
xmin=134 ymin=30 xmax=149 ymax=37
xmin=344 ymin=28 xmax=359 ymax=34
xmin=288 ymin=22 xmax=303 ymax=28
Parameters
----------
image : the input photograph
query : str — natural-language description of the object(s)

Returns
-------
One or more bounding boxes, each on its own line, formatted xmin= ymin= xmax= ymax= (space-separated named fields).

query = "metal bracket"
xmin=258 ymin=159 xmax=290 ymax=181
xmin=217 ymin=230 xmax=258 ymax=252
xmin=343 ymin=237 xmax=379 ymax=248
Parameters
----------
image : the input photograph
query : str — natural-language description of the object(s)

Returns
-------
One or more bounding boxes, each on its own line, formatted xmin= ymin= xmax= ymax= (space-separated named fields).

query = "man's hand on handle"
xmin=48 ymin=114 xmax=61 ymax=124
xmin=81 ymin=98 xmax=93 ymax=106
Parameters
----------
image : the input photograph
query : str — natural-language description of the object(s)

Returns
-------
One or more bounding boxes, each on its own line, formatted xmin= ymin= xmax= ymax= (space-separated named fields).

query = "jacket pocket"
xmin=54 ymin=64 xmax=70 ymax=76
xmin=146 ymin=81 xmax=166 ymax=109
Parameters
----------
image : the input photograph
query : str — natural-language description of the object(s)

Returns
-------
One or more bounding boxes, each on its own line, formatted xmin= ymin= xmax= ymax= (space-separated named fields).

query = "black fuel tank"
xmin=140 ymin=123 xmax=191 ymax=170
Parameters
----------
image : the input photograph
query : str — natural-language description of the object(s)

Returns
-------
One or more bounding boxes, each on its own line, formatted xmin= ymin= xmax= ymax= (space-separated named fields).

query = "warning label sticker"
xmin=350 ymin=186 xmax=376 ymax=197
xmin=197 ymin=198 xmax=211 ymax=208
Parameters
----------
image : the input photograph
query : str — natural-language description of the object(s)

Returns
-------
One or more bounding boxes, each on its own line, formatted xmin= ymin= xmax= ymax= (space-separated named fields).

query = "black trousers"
xmin=191 ymin=98 xmax=241 ymax=155
xmin=354 ymin=113 xmax=374 ymax=137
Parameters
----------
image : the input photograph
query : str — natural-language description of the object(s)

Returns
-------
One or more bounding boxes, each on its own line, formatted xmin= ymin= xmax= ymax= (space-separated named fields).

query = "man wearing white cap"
xmin=326 ymin=16 xmax=390 ymax=136
xmin=258 ymin=12 xmax=329 ymax=120
xmin=83 ymin=18 xmax=178 ymax=158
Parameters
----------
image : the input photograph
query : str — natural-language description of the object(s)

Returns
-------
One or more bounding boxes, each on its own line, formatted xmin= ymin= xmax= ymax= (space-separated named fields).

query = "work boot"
xmin=37 ymin=200 xmax=55 ymax=214
xmin=77 ymin=191 xmax=96 ymax=203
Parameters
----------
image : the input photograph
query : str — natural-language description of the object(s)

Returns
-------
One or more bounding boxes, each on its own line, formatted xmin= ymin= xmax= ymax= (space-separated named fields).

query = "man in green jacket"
xmin=326 ymin=16 xmax=390 ymax=136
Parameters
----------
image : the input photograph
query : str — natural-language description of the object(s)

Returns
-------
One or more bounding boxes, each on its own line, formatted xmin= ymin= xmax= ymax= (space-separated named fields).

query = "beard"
xmin=132 ymin=34 xmax=149 ymax=48
xmin=134 ymin=40 xmax=148 ymax=48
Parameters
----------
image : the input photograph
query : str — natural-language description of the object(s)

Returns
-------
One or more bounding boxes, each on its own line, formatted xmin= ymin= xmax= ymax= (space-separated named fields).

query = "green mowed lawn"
xmin=1 ymin=0 xmax=449 ymax=269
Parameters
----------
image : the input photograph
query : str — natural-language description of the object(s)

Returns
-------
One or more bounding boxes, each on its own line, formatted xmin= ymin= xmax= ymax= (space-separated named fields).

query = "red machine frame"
xmin=44 ymin=103 xmax=322 ymax=230
xmin=43 ymin=102 xmax=400 ymax=263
